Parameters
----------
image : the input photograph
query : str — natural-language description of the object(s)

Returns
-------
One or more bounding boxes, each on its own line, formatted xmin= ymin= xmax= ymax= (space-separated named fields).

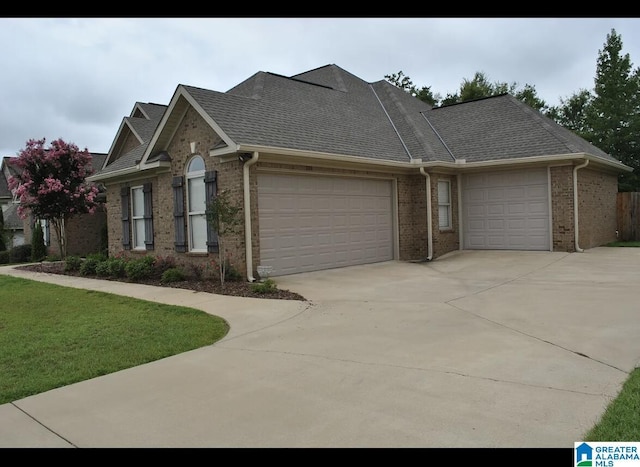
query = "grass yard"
xmin=0 ymin=275 xmax=228 ymax=405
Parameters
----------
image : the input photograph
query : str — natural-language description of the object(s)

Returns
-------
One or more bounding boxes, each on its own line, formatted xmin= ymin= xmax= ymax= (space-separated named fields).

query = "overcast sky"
xmin=1 ymin=17 xmax=639 ymax=159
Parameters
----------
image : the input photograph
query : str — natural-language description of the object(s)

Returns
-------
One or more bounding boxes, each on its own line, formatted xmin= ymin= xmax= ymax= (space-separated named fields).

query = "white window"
xmin=438 ymin=180 xmax=452 ymax=230
xmin=131 ymin=186 xmax=146 ymax=250
xmin=186 ymin=156 xmax=207 ymax=252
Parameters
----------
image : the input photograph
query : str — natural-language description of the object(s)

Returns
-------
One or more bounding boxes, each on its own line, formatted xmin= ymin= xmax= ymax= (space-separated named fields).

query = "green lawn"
xmin=0 ymin=274 xmax=637 ymax=441
xmin=0 ymin=275 xmax=228 ymax=404
xmin=606 ymin=241 xmax=640 ymax=247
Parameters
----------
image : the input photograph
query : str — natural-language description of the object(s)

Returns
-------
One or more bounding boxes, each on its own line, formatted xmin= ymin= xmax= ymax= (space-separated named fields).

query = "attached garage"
xmin=257 ymin=173 xmax=394 ymax=276
xmin=462 ymin=167 xmax=550 ymax=250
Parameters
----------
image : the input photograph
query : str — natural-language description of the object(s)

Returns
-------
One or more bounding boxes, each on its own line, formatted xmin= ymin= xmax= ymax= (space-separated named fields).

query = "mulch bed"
xmin=15 ymin=262 xmax=307 ymax=301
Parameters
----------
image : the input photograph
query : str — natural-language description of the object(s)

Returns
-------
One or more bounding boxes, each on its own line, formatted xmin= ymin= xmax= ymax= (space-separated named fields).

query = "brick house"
xmin=88 ymin=64 xmax=632 ymax=279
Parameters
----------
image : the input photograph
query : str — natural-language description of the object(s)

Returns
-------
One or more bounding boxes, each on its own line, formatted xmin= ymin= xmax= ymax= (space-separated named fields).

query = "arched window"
xmin=186 ymin=156 xmax=207 ymax=252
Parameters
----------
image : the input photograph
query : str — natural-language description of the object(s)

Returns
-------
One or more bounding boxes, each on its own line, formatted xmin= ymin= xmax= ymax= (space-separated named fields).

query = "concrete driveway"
xmin=1 ymin=248 xmax=639 ymax=448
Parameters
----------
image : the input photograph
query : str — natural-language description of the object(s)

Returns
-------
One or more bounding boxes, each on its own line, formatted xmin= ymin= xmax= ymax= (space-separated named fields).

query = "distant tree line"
xmin=386 ymin=29 xmax=640 ymax=191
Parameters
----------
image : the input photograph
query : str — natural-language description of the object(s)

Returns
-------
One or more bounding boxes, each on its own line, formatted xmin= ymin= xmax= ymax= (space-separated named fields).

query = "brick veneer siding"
xmin=576 ymin=168 xmax=618 ymax=249
xmin=23 ymin=207 xmax=107 ymax=258
xmin=106 ymin=106 xmax=247 ymax=276
xmin=550 ymin=165 xmax=575 ymax=252
xmin=431 ymin=173 xmax=459 ymax=258
xmin=396 ymin=173 xmax=427 ymax=260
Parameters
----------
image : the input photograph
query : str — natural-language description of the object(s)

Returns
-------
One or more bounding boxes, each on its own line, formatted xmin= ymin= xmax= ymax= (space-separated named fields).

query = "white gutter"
xmin=573 ymin=159 xmax=589 ymax=252
xmin=420 ymin=167 xmax=433 ymax=261
xmin=243 ymin=152 xmax=259 ymax=282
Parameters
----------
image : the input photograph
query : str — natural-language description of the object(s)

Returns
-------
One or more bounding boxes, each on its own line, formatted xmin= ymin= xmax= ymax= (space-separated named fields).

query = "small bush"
xmin=154 ymin=255 xmax=177 ymax=275
xmin=161 ymin=267 xmax=186 ymax=283
xmin=80 ymin=257 xmax=100 ymax=276
xmin=250 ymin=278 xmax=278 ymax=294
xmin=31 ymin=222 xmax=47 ymax=262
xmin=125 ymin=256 xmax=155 ymax=281
xmin=0 ymin=251 xmax=9 ymax=264
xmin=224 ymin=262 xmax=243 ymax=282
xmin=95 ymin=260 xmax=111 ymax=277
xmin=9 ymin=244 xmax=32 ymax=263
xmin=64 ymin=256 xmax=82 ymax=272
xmin=106 ymin=257 xmax=127 ymax=278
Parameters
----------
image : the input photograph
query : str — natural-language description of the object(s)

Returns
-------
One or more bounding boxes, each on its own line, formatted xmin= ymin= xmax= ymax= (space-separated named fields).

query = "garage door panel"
xmin=463 ymin=168 xmax=549 ymax=250
xmin=258 ymin=174 xmax=393 ymax=276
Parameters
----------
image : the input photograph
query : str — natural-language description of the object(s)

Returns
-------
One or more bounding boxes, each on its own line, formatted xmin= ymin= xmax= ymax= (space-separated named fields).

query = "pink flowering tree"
xmin=8 ymin=138 xmax=101 ymax=259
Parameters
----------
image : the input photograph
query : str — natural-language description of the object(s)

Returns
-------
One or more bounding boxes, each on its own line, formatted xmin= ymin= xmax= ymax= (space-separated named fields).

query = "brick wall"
xmin=550 ymin=165 xmax=575 ymax=251
xmin=106 ymin=106 xmax=247 ymax=276
xmin=23 ymin=207 xmax=106 ymax=258
xmin=397 ymin=173 xmax=427 ymax=260
xmin=577 ymin=168 xmax=618 ymax=248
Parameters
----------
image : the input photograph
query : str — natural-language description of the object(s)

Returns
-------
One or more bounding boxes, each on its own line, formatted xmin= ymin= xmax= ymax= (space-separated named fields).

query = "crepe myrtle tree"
xmin=8 ymin=138 xmax=100 ymax=259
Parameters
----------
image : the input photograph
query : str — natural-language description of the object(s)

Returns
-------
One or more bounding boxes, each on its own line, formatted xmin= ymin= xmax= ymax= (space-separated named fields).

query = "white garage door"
xmin=463 ymin=168 xmax=550 ymax=250
xmin=258 ymin=173 xmax=394 ymax=276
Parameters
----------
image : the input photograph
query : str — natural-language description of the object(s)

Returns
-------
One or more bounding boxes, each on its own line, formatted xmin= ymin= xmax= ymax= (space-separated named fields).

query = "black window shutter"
xmin=143 ymin=182 xmax=154 ymax=250
xmin=205 ymin=170 xmax=219 ymax=253
xmin=172 ymin=176 xmax=186 ymax=252
xmin=120 ymin=186 xmax=131 ymax=250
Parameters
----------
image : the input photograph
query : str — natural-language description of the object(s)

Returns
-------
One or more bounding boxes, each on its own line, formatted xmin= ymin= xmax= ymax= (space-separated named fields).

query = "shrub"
xmin=0 ymin=251 xmax=9 ymax=264
xmin=154 ymin=256 xmax=177 ymax=275
xmin=31 ymin=222 xmax=47 ymax=262
xmin=124 ymin=256 xmax=155 ymax=281
xmin=95 ymin=260 xmax=111 ymax=277
xmin=79 ymin=257 xmax=100 ymax=276
xmin=9 ymin=244 xmax=32 ymax=263
xmin=224 ymin=261 xmax=243 ymax=282
xmin=161 ymin=267 xmax=186 ymax=283
xmin=64 ymin=256 xmax=82 ymax=272
xmin=106 ymin=257 xmax=127 ymax=278
xmin=250 ymin=278 xmax=278 ymax=294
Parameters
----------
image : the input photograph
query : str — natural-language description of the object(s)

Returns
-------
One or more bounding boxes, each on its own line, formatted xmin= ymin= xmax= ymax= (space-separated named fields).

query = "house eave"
xmin=87 ymin=162 xmax=171 ymax=184
xmin=420 ymin=153 xmax=633 ymax=173
xmin=212 ymin=144 xmax=420 ymax=172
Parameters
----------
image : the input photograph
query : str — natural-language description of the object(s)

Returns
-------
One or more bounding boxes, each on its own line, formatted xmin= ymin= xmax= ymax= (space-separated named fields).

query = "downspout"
xmin=243 ymin=152 xmax=259 ymax=282
xmin=420 ymin=167 xmax=433 ymax=261
xmin=573 ymin=159 xmax=589 ymax=252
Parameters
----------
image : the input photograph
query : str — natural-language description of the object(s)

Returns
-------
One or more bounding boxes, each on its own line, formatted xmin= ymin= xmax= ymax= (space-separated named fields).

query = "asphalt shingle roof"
xmin=97 ymin=64 xmax=625 ymax=176
xmin=424 ymin=94 xmax=618 ymax=163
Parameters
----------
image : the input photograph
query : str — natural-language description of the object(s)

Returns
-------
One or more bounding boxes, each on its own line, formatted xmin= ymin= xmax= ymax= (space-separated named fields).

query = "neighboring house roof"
xmin=90 ymin=64 xmax=632 ymax=181
xmin=3 ymin=203 xmax=22 ymax=230
xmin=96 ymin=102 xmax=167 ymax=176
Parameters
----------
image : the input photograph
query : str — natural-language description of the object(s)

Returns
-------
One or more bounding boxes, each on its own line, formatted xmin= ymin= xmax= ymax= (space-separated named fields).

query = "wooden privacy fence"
xmin=617 ymin=192 xmax=640 ymax=241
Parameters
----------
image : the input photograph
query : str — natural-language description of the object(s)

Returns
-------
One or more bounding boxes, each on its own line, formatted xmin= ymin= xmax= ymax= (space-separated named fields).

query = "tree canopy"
xmin=8 ymin=138 xmax=101 ymax=257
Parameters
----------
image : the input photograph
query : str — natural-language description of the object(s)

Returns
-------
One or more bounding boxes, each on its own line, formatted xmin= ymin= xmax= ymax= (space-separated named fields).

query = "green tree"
xmin=0 ymin=208 xmax=6 ymax=252
xmin=387 ymin=70 xmax=547 ymax=111
xmin=587 ymin=29 xmax=640 ymax=191
xmin=546 ymin=89 xmax=593 ymax=138
xmin=31 ymin=221 xmax=47 ymax=262
xmin=385 ymin=71 xmax=440 ymax=107
xmin=205 ymin=190 xmax=243 ymax=287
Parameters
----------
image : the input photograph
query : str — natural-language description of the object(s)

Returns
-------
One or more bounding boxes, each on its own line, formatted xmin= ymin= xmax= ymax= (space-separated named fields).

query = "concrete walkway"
xmin=1 ymin=247 xmax=639 ymax=448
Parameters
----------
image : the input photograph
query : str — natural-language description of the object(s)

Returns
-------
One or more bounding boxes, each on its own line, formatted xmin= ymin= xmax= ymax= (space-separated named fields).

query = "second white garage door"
xmin=257 ymin=173 xmax=394 ymax=276
xmin=463 ymin=168 xmax=550 ymax=250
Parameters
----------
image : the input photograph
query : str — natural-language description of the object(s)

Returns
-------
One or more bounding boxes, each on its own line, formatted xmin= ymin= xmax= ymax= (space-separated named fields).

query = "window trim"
xmin=438 ymin=179 xmax=452 ymax=230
